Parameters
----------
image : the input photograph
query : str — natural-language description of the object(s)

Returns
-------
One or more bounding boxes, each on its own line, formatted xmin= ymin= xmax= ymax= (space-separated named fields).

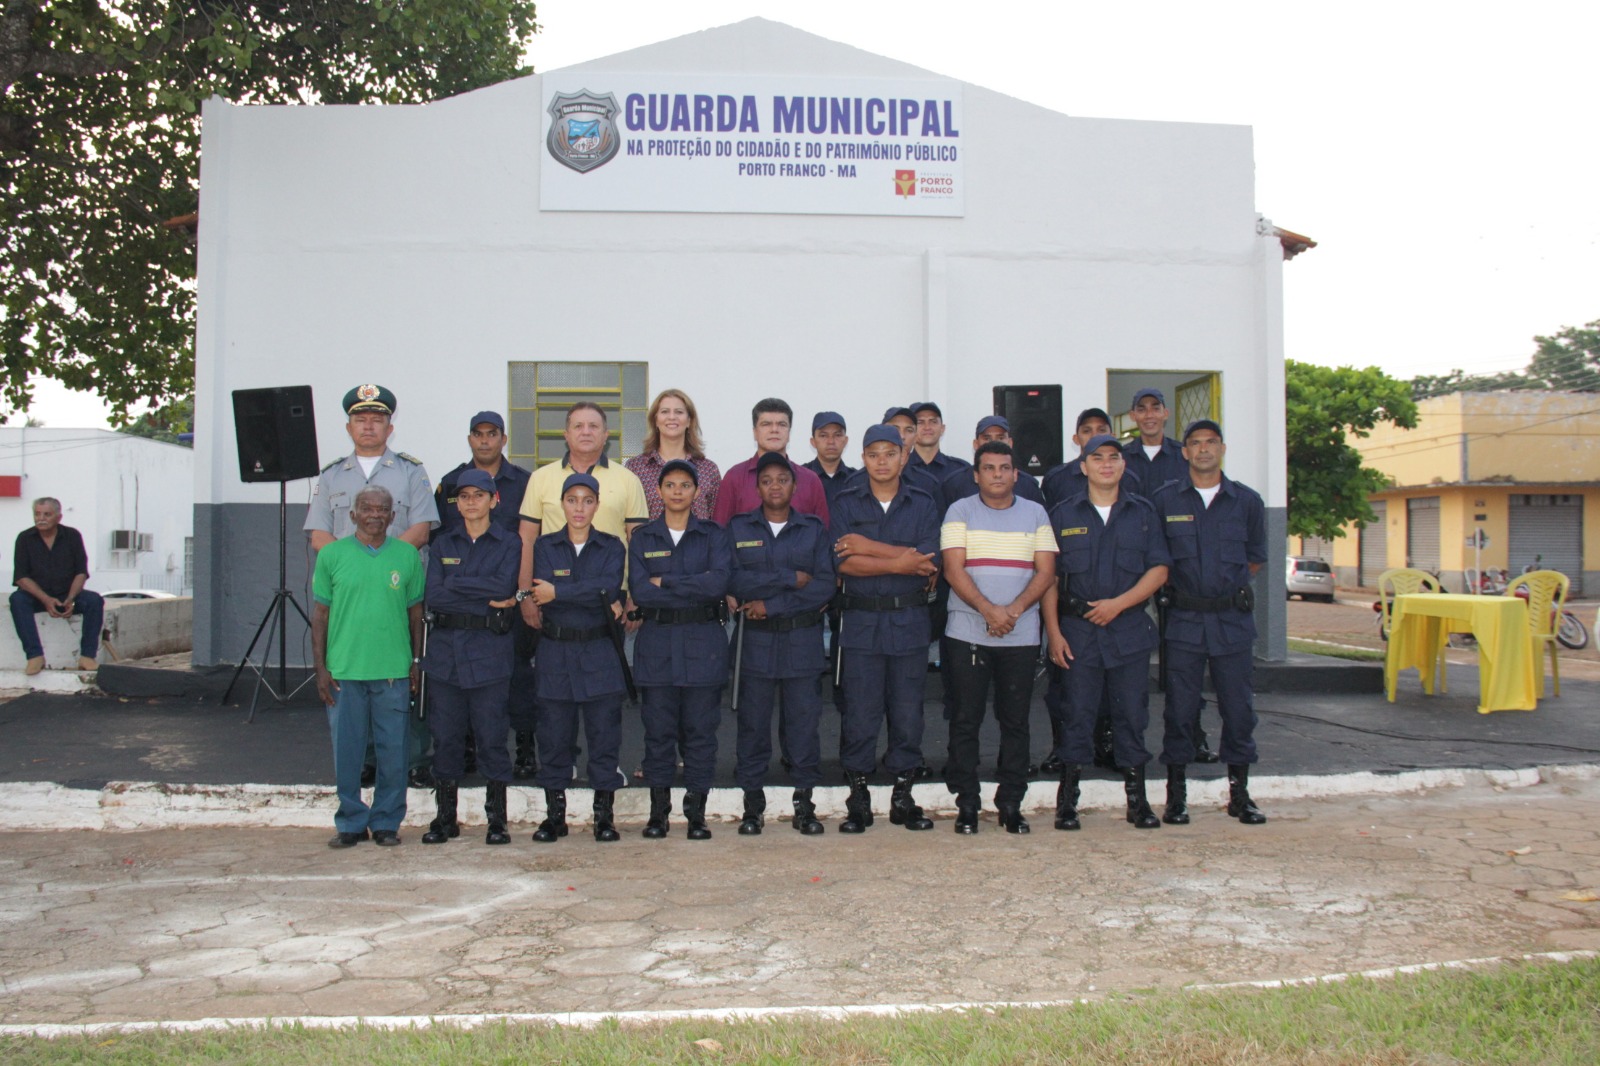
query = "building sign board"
xmin=541 ymin=74 xmax=964 ymax=217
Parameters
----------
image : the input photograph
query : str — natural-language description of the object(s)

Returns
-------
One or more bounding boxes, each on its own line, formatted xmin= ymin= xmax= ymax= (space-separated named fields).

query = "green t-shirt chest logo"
xmin=390 ymin=570 xmax=401 ymax=588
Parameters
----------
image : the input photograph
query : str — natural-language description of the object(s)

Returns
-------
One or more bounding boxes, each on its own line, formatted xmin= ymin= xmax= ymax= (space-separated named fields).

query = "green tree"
xmin=1 ymin=0 xmax=539 ymax=421
xmin=123 ymin=395 xmax=192 ymax=444
xmin=1286 ymin=360 xmax=1418 ymax=541
xmin=1410 ymin=317 xmax=1600 ymax=398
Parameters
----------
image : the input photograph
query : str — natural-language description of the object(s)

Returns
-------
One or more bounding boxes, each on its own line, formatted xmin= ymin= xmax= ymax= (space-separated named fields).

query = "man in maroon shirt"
xmin=712 ymin=398 xmax=831 ymax=527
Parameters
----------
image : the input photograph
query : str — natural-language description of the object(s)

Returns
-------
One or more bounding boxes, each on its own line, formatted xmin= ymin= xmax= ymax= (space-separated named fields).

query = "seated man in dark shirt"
xmin=10 ymin=497 xmax=103 ymax=674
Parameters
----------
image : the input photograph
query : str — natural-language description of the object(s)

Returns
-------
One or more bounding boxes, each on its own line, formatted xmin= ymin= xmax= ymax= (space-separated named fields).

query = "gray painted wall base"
xmin=1256 ymin=505 xmax=1289 ymax=662
xmin=195 ymin=502 xmax=316 ymax=667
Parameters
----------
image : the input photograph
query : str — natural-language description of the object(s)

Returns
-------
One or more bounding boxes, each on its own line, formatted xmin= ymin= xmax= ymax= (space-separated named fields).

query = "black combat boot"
xmin=683 ymin=790 xmax=712 ymax=840
xmin=954 ymin=793 xmax=980 ymax=835
xmin=1121 ymin=765 xmax=1161 ymax=829
xmin=1040 ymin=719 xmax=1065 ymax=775
xmin=738 ymin=789 xmax=766 ymax=836
xmin=996 ymin=797 xmax=1030 ymax=835
xmin=531 ymin=788 xmax=567 ymax=843
xmin=642 ymin=786 xmax=671 ymax=839
xmin=1194 ymin=725 xmax=1220 ymax=764
xmin=1227 ymin=764 xmax=1267 ymax=824
xmin=512 ymin=730 xmax=538 ymax=780
xmin=791 ymin=788 xmax=824 ymax=835
xmin=838 ymin=773 xmax=874 ymax=834
xmin=889 ymin=772 xmax=933 ymax=830
xmin=484 ymin=780 xmax=511 ymax=845
xmin=593 ymin=789 xmax=621 ymax=842
xmin=1054 ymin=765 xmax=1081 ymax=831
xmin=421 ymin=780 xmax=460 ymax=844
xmin=1163 ymin=764 xmax=1190 ymax=825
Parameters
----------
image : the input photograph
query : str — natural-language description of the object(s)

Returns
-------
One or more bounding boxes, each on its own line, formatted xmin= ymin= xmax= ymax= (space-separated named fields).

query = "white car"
xmin=101 ymin=589 xmax=179 ymax=601
xmin=1285 ymin=557 xmax=1335 ymax=603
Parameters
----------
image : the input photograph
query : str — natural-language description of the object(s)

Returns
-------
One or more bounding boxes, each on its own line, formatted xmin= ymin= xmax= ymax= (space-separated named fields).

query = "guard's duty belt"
xmin=836 ymin=589 xmax=935 ymax=612
xmin=540 ymin=623 xmax=609 ymax=642
xmin=429 ymin=612 xmax=492 ymax=631
xmin=637 ymin=603 xmax=724 ymax=625
xmin=1167 ymin=587 xmax=1255 ymax=613
xmin=745 ymin=608 xmax=826 ymax=632
xmin=1059 ymin=592 xmax=1150 ymax=619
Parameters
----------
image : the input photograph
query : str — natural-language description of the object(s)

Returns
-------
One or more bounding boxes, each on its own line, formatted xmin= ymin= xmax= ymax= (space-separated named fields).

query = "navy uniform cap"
xmin=344 ymin=383 xmax=396 ymax=416
xmin=910 ymin=401 xmax=943 ymax=419
xmin=975 ymin=414 xmax=1010 ymax=435
xmin=1183 ymin=419 xmax=1224 ymax=443
xmin=1075 ymin=407 xmax=1112 ymax=431
xmin=1082 ymin=433 xmax=1124 ymax=457
xmin=881 ymin=405 xmax=913 ymax=423
xmin=659 ymin=458 xmax=700 ymax=485
xmin=455 ymin=469 xmax=497 ymax=495
xmin=561 ymin=472 xmax=601 ymax=495
xmin=1130 ymin=386 xmax=1166 ymax=408
xmin=469 ymin=410 xmax=505 ymax=432
xmin=812 ymin=411 xmax=846 ymax=432
xmin=863 ymin=424 xmax=904 ymax=448
xmin=755 ymin=451 xmax=794 ymax=476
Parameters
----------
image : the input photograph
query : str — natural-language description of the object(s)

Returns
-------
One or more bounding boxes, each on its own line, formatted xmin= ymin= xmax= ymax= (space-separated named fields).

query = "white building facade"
xmin=0 ymin=428 xmax=194 ymax=594
xmin=192 ymin=19 xmax=1291 ymax=665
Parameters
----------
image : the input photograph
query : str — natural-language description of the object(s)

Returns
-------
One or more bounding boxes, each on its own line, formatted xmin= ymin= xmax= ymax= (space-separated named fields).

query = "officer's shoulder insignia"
xmin=1166 ymin=514 xmax=1195 ymax=522
xmin=735 ymin=540 xmax=764 ymax=549
xmin=1059 ymin=527 xmax=1088 ymax=537
xmin=319 ymin=458 xmax=342 ymax=473
xmin=643 ymin=550 xmax=672 ymax=559
xmin=397 ymin=452 xmax=424 ymax=466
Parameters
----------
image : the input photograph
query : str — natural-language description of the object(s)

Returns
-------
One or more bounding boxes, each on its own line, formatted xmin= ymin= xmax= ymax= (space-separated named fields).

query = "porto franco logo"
xmin=895 ymin=169 xmax=916 ymax=197
xmin=547 ymin=90 xmax=623 ymax=174
xmin=389 ymin=570 xmax=401 ymax=589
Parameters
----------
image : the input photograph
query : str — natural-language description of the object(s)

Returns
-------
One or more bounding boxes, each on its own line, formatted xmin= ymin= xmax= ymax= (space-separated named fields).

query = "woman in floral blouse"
xmin=626 ymin=389 xmax=722 ymax=520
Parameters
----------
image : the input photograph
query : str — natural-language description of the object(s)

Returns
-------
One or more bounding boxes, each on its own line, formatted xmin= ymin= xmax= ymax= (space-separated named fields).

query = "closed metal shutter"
xmin=1407 ymin=497 xmax=1441 ymax=573
xmin=1509 ymin=494 xmax=1583 ymax=595
xmin=1359 ymin=501 xmax=1387 ymax=586
xmin=1300 ymin=536 xmax=1333 ymax=561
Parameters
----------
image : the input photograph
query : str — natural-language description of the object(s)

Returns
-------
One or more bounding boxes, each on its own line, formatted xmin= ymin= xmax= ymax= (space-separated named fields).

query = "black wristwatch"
xmin=514 ymin=586 xmax=534 ymax=604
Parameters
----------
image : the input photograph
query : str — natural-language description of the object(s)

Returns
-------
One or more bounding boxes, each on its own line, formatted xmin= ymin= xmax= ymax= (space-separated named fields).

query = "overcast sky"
xmin=26 ymin=0 xmax=1598 ymax=426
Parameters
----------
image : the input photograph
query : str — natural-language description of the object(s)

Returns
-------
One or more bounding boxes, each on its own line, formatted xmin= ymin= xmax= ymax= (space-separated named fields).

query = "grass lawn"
xmin=1288 ymin=637 xmax=1387 ymax=662
xmin=6 ymin=956 xmax=1599 ymax=1064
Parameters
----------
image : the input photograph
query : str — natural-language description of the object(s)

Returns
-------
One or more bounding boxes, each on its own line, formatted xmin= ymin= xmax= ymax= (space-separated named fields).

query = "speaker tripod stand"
xmin=222 ymin=479 xmax=316 ymax=720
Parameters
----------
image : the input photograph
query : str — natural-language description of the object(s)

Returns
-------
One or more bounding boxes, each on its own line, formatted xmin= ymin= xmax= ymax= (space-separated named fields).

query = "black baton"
xmin=602 ymin=591 xmax=638 ymax=703
xmin=413 ymin=615 xmax=430 ymax=720
xmin=730 ymin=605 xmax=746 ymax=711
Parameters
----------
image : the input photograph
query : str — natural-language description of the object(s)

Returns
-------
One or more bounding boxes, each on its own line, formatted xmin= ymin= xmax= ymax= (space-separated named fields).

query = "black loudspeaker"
xmin=993 ymin=385 xmax=1063 ymax=476
xmin=233 ymin=386 xmax=321 ymax=482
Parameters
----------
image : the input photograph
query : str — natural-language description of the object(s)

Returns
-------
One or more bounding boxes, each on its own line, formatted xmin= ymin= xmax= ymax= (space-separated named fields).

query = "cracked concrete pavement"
xmin=3 ymin=775 xmax=1598 ymax=1025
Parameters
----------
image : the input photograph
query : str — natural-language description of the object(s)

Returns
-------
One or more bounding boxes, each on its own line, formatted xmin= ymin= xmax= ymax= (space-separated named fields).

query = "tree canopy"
xmin=1410 ymin=318 xmax=1600 ymax=398
xmin=1 ymin=0 xmax=539 ymax=421
xmin=1286 ymin=360 xmax=1418 ymax=541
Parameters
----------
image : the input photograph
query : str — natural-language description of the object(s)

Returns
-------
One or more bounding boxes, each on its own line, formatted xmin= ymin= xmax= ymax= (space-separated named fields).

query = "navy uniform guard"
xmin=433 ymin=410 xmax=539 ymax=781
xmin=525 ymin=472 xmax=629 ymax=844
xmin=802 ymin=411 xmax=855 ymax=513
xmin=628 ymin=459 xmax=733 ymax=841
xmin=1120 ymin=387 xmax=1188 ymax=496
xmin=939 ymin=415 xmax=1045 ymax=510
xmin=907 ymin=401 xmax=972 ymax=483
xmin=729 ymin=451 xmax=836 ymax=836
xmin=829 ymin=424 xmax=942 ymax=834
xmin=305 ymin=383 xmax=440 ymax=789
xmin=419 ymin=469 xmax=519 ymax=847
xmin=1043 ymin=434 xmax=1171 ymax=832
xmin=1152 ymin=420 xmax=1268 ymax=825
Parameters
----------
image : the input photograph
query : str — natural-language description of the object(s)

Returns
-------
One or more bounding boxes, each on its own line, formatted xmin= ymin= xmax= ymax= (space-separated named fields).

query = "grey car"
xmin=1286 ymin=557 xmax=1335 ymax=603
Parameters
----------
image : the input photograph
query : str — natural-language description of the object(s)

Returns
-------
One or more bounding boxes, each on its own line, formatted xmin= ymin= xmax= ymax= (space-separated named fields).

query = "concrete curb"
xmin=4 ymin=762 xmax=1597 ymax=832
xmin=0 ymin=668 xmax=99 ymax=694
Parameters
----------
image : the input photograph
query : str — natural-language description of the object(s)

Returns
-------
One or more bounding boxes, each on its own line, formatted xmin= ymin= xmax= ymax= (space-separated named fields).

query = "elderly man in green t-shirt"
xmin=313 ymin=485 xmax=425 ymax=848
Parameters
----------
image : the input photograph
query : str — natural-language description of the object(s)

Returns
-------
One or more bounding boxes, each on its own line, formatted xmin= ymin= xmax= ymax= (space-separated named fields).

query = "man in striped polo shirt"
xmin=940 ymin=441 xmax=1058 ymax=834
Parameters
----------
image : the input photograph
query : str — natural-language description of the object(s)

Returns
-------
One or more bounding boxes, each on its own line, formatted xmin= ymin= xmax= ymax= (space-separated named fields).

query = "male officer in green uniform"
xmin=306 ymin=383 xmax=440 ymax=787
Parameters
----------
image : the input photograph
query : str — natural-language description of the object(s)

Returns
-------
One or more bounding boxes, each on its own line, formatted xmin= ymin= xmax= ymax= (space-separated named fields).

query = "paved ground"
xmin=2 ymin=775 xmax=1598 ymax=1024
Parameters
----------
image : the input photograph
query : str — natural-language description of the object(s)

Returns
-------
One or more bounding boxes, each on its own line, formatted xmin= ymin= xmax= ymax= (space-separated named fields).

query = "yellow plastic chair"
xmin=1379 ymin=568 xmax=1446 ymax=692
xmin=1505 ymin=570 xmax=1571 ymax=698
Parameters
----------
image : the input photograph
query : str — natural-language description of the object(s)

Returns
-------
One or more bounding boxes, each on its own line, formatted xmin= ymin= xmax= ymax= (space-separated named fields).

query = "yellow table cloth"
xmin=1384 ymin=593 xmax=1536 ymax=713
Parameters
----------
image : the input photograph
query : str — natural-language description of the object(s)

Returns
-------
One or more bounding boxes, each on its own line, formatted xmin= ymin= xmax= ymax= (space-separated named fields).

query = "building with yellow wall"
xmin=1291 ymin=392 xmax=1598 ymax=595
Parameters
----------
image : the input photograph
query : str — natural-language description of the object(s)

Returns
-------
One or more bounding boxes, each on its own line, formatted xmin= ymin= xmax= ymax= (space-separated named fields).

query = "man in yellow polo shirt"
xmin=518 ymin=401 xmax=649 ymax=627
